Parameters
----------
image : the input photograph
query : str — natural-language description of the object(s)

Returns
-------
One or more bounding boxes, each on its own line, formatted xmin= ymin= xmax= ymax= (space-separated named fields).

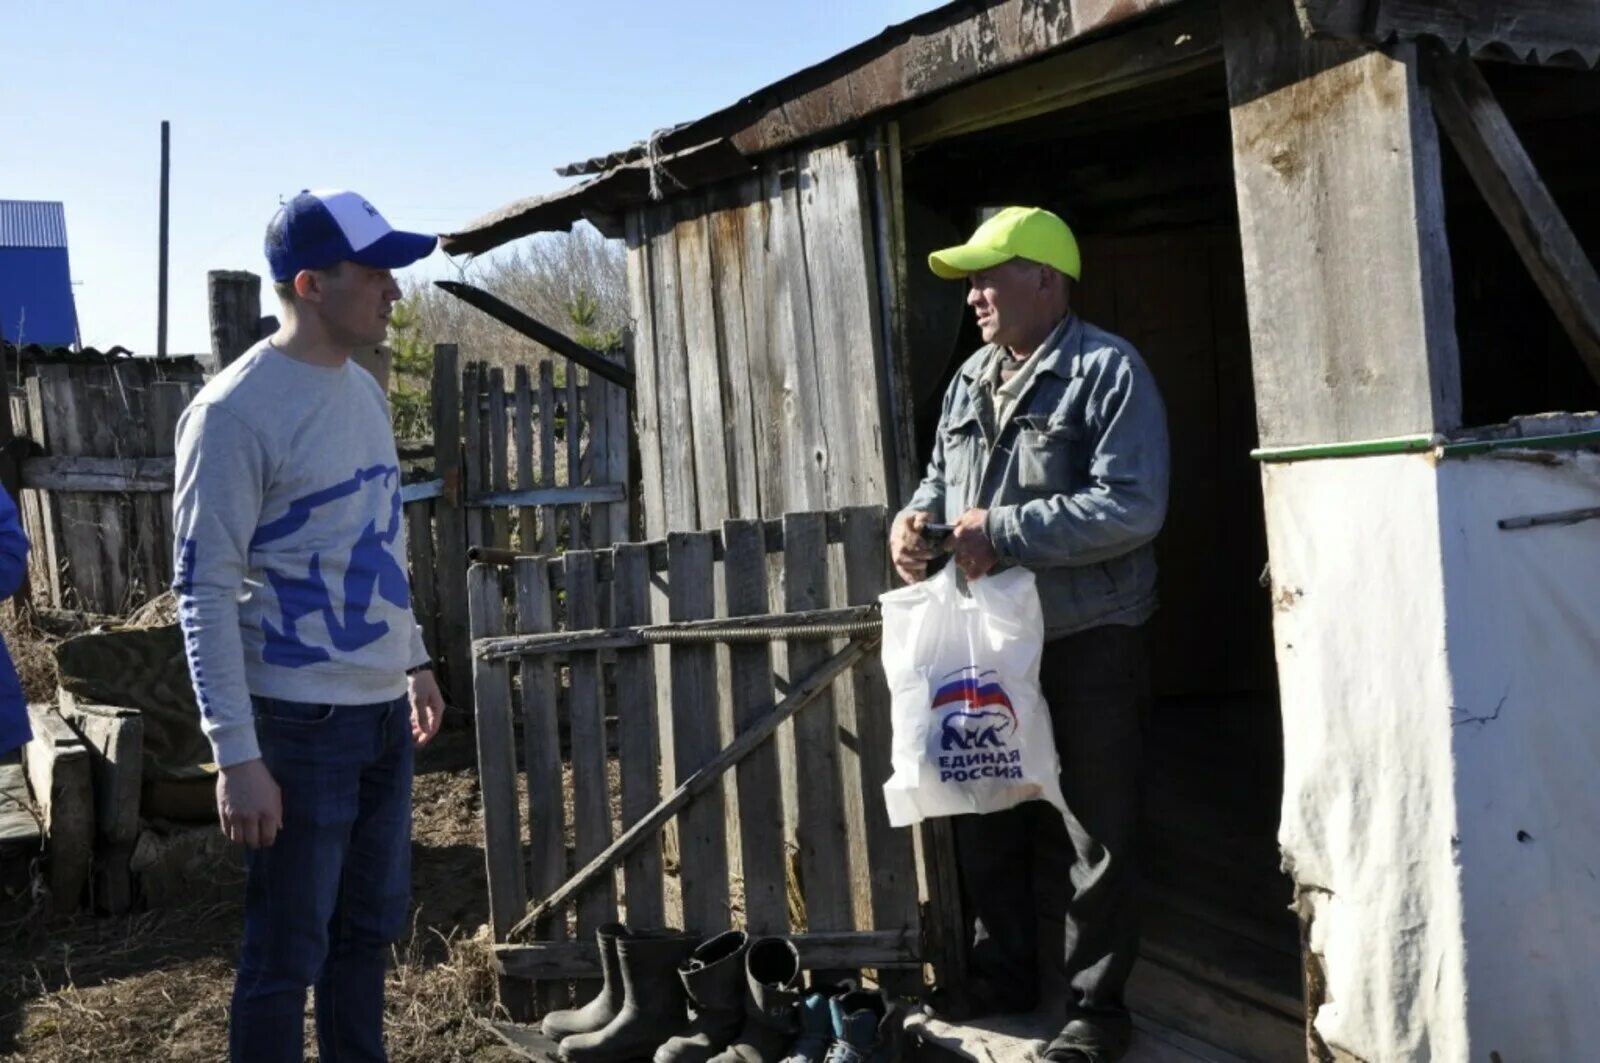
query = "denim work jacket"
xmin=899 ymin=314 xmax=1170 ymax=639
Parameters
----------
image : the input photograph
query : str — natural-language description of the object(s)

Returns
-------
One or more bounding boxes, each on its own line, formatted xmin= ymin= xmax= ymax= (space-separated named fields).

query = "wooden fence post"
xmin=208 ymin=271 xmax=262 ymax=371
xmin=432 ymin=345 xmax=472 ymax=710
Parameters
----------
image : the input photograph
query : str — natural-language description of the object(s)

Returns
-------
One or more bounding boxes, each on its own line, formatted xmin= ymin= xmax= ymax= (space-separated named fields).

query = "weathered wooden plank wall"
xmin=9 ymin=354 xmax=206 ymax=614
xmin=624 ymin=140 xmax=899 ymax=542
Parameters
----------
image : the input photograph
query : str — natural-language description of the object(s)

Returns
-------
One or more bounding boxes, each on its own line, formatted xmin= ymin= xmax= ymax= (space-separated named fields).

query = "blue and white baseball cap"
xmin=264 ymin=189 xmax=438 ymax=282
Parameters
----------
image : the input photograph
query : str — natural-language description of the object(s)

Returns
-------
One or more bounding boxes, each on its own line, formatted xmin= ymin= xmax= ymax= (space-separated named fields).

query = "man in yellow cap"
xmin=890 ymin=207 xmax=1169 ymax=1063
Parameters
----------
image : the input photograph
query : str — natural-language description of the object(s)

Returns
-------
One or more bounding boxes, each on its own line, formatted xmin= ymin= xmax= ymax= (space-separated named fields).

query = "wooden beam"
xmin=507 ymin=634 xmax=879 ymax=940
xmin=1223 ymin=0 xmax=1462 ymax=447
xmin=1423 ymin=45 xmax=1600 ymax=386
xmin=22 ymin=702 xmax=93 ymax=914
xmin=57 ymin=697 xmax=143 ymax=915
xmin=900 ymin=3 xmax=1223 ymax=147
xmin=208 ymin=271 xmax=262 ymax=370
xmin=1298 ymin=0 xmax=1600 ymax=69
xmin=434 ymin=281 xmax=634 ymax=389
xmin=494 ymin=929 xmax=920 ymax=981
xmin=22 ymin=456 xmax=176 ymax=493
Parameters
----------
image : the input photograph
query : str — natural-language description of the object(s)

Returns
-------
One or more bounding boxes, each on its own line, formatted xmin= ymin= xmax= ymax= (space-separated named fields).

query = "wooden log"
xmin=432 ymin=345 xmax=472 ymax=709
xmin=512 ymin=556 xmax=566 ymax=1014
xmin=1423 ymin=44 xmax=1600 ymax=386
xmin=1222 ymin=0 xmax=1461 ymax=446
xmin=488 ymin=366 xmax=511 ymax=548
xmin=784 ymin=514 xmax=855 ymax=975
xmin=509 ymin=633 xmax=879 ymax=939
xmin=19 ymin=455 xmax=177 ymax=493
xmin=208 ymin=270 xmax=261 ymax=371
xmin=513 ymin=365 xmax=536 ymax=550
xmin=564 ymin=551 xmax=615 ymax=997
xmin=610 ymin=544 xmax=665 ymax=928
xmin=468 ymin=565 xmax=534 ymax=1020
xmin=495 ymin=928 xmax=917 ymax=981
xmin=538 ymin=361 xmax=558 ymax=554
xmin=58 ymin=699 xmax=143 ymax=914
xmin=723 ymin=519 xmax=787 ymax=935
xmin=23 ymin=702 xmax=94 ymax=914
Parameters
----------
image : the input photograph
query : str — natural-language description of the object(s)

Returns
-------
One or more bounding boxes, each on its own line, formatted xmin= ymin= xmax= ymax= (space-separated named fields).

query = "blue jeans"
xmin=230 ymin=695 xmax=413 ymax=1063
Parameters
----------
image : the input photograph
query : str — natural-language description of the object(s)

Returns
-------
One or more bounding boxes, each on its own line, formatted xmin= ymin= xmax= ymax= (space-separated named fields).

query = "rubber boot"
xmin=560 ymin=930 xmax=698 ymax=1063
xmin=822 ymin=990 xmax=898 ymax=1063
xmin=543 ymin=923 xmax=629 ymax=1040
xmin=708 ymin=938 xmax=804 ymax=1063
xmin=780 ymin=980 xmax=857 ymax=1063
xmin=655 ymin=930 xmax=751 ymax=1063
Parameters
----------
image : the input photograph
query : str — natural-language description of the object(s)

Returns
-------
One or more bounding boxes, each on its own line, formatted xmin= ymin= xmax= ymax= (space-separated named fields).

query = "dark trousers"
xmin=230 ymin=695 xmax=414 ymax=1063
xmin=951 ymin=623 xmax=1149 ymax=1045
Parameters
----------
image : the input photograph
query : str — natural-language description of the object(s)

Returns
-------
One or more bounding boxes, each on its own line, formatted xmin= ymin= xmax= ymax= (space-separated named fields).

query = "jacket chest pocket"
xmin=941 ymin=411 xmax=984 ymax=489
xmin=1014 ymin=417 xmax=1081 ymax=492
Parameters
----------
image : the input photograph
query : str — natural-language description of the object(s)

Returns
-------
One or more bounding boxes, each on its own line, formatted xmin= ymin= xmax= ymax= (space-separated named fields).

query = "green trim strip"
xmin=1252 ymin=428 xmax=1600 ymax=463
xmin=1437 ymin=428 xmax=1600 ymax=459
xmin=1251 ymin=434 xmax=1440 ymax=463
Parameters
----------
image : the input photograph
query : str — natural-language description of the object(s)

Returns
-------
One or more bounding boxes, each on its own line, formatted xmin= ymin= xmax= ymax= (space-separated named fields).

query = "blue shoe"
xmin=823 ymin=990 xmax=896 ymax=1063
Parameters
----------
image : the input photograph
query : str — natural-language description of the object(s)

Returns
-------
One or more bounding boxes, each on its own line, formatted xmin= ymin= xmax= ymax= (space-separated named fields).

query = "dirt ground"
xmin=0 ymin=726 xmax=525 ymax=1062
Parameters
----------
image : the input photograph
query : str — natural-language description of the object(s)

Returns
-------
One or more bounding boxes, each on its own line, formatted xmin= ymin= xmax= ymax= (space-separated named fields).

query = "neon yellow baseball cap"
xmin=928 ymin=206 xmax=1081 ymax=281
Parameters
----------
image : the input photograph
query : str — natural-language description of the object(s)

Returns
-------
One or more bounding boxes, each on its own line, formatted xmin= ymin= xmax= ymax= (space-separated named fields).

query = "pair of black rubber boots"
xmin=542 ymin=925 xmax=897 ymax=1063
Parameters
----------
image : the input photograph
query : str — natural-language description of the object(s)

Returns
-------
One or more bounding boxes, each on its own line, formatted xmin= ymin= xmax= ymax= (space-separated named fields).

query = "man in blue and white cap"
xmin=173 ymin=190 xmax=445 ymax=1062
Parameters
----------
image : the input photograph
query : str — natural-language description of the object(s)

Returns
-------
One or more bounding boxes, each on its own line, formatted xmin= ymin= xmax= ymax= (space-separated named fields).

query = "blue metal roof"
xmin=0 ymin=201 xmax=69 ymax=249
xmin=0 ymin=201 xmax=78 ymax=345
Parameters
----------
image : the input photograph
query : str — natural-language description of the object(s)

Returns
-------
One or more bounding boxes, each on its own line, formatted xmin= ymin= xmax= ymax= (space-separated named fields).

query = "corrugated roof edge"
xmin=1 ymin=342 xmax=208 ymax=373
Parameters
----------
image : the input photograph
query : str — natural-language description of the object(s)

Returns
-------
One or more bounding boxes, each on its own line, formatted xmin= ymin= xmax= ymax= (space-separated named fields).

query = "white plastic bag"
xmin=878 ymin=563 xmax=1067 ymax=827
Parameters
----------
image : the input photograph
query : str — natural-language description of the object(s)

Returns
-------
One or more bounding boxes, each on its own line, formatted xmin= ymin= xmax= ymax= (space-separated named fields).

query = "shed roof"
xmin=442 ymin=0 xmax=1600 ymax=256
xmin=442 ymin=0 xmax=1188 ymax=254
xmin=0 ymin=201 xmax=69 ymax=249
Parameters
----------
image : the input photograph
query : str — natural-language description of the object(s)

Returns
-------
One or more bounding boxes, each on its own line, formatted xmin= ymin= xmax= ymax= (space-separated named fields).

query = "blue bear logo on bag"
xmin=931 ymin=666 xmax=1025 ymax=781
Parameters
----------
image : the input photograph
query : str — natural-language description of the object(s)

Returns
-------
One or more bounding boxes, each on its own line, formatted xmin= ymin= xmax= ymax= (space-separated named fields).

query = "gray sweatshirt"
xmin=172 ymin=342 xmax=428 ymax=767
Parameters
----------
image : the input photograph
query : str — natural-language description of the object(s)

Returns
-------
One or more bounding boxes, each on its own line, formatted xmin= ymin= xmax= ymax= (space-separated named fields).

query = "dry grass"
xmin=0 ymin=602 xmax=63 ymax=704
xmin=0 ymin=732 xmax=523 ymax=1061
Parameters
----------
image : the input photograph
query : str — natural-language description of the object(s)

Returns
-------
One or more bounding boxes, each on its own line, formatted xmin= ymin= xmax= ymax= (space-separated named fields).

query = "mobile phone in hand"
xmin=920 ymin=522 xmax=954 ymax=547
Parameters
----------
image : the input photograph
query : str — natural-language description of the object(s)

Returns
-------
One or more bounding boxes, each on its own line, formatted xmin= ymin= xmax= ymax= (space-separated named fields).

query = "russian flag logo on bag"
xmin=931 ymin=667 xmax=1022 ymax=768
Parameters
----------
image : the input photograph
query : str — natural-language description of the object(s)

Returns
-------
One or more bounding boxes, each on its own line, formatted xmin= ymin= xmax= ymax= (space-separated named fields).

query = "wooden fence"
xmin=0 ymin=343 xmax=631 ymax=711
xmin=465 ymin=506 xmax=946 ymax=1020
xmin=3 ymin=349 xmax=207 ymax=614
xmin=404 ymin=345 xmax=633 ymax=705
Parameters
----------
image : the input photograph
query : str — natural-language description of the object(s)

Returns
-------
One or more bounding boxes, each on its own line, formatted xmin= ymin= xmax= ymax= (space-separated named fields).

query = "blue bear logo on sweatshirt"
xmin=251 ymin=464 xmax=411 ymax=668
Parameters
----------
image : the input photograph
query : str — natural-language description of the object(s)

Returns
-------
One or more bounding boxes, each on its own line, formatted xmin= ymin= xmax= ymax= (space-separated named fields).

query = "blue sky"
xmin=6 ymin=0 xmax=940 ymax=353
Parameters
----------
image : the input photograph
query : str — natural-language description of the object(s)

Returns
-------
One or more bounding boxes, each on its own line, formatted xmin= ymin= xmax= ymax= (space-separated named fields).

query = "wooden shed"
xmin=446 ymin=1 xmax=1600 ymax=1058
